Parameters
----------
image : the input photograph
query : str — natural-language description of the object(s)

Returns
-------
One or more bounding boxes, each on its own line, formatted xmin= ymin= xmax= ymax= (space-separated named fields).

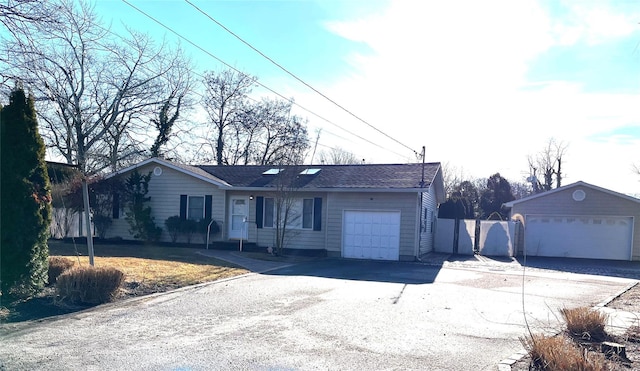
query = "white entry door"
xmin=343 ymin=210 xmax=401 ymax=261
xmin=229 ymin=197 xmax=249 ymax=240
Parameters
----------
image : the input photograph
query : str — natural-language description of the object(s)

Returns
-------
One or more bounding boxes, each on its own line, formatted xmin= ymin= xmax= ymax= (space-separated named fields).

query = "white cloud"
xmin=551 ymin=3 xmax=640 ymax=46
xmin=290 ymin=0 xmax=640 ymax=195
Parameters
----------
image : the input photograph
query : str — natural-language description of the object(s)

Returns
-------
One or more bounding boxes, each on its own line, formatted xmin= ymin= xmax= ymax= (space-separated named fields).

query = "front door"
xmin=228 ymin=197 xmax=249 ymax=240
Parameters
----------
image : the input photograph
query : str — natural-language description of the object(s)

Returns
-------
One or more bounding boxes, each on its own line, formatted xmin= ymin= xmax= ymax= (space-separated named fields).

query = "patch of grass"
xmin=1 ymin=241 xmax=250 ymax=323
xmin=561 ymin=306 xmax=608 ymax=342
xmin=56 ymin=266 xmax=125 ymax=304
xmin=57 ymin=255 xmax=245 ymax=293
xmin=521 ymin=334 xmax=608 ymax=371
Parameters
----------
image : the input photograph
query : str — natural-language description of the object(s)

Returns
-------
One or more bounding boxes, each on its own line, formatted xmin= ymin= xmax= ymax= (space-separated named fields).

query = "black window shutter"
xmin=205 ymin=195 xmax=213 ymax=220
xmin=112 ymin=193 xmax=120 ymax=219
xmin=179 ymin=195 xmax=187 ymax=219
xmin=313 ymin=197 xmax=322 ymax=231
xmin=256 ymin=196 xmax=264 ymax=229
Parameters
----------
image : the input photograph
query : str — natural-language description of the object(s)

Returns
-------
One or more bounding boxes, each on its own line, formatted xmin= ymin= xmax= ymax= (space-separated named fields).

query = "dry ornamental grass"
xmin=517 ymin=305 xmax=640 ymax=370
xmin=56 ymin=266 xmax=125 ymax=304
xmin=521 ymin=333 xmax=608 ymax=371
xmin=561 ymin=307 xmax=608 ymax=342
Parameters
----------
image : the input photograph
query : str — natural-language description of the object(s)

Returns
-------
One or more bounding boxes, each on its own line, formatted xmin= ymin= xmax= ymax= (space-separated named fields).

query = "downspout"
xmin=415 ymin=192 xmax=423 ymax=261
xmin=324 ymin=192 xmax=330 ymax=257
xmin=416 ymin=146 xmax=426 ymax=261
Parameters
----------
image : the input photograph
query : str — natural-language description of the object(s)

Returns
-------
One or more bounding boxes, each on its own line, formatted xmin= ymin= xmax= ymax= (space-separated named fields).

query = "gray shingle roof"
xmin=168 ymin=161 xmax=231 ymax=187
xmin=196 ymin=163 xmax=441 ymax=190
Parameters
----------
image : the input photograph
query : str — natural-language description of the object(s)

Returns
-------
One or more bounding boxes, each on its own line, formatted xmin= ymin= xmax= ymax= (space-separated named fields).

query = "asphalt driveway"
xmin=0 ymin=259 xmax=636 ymax=370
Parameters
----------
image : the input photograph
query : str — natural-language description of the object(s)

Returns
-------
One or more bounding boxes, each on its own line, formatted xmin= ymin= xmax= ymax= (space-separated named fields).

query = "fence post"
xmin=453 ymin=218 xmax=460 ymax=254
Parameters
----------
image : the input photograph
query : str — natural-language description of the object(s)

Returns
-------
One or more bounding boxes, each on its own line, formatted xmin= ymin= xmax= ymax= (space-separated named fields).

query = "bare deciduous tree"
xmin=0 ymin=0 xmax=58 ymax=44
xmin=202 ymin=68 xmax=257 ymax=165
xmin=3 ymin=1 xmax=188 ymax=173
xmin=250 ymin=99 xmax=308 ymax=166
xmin=527 ymin=138 xmax=568 ymax=193
xmin=1 ymin=0 xmax=194 ymax=263
xmin=200 ymin=71 xmax=308 ymax=166
xmin=318 ymin=147 xmax=360 ymax=165
xmin=150 ymin=48 xmax=194 ymax=158
xmin=441 ymin=162 xmax=469 ymax=198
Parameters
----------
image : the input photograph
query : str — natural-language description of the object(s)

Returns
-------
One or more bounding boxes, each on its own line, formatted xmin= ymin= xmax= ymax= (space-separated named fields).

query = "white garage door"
xmin=525 ymin=215 xmax=633 ymax=260
xmin=343 ymin=210 xmax=401 ymax=261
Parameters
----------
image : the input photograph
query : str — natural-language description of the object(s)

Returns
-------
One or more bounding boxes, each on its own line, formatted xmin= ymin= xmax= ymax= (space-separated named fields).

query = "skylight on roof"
xmin=299 ymin=168 xmax=321 ymax=175
xmin=262 ymin=168 xmax=283 ymax=175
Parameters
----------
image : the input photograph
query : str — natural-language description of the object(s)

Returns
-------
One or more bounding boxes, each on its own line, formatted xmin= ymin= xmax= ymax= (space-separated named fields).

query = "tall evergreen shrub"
xmin=0 ymin=87 xmax=52 ymax=297
xmin=123 ymin=171 xmax=161 ymax=242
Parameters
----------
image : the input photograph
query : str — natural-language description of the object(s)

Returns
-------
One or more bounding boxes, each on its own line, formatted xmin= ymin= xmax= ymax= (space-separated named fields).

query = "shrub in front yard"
xmin=561 ymin=306 xmax=608 ymax=341
xmin=165 ymin=215 xmax=182 ymax=243
xmin=56 ymin=266 xmax=125 ymax=304
xmin=521 ymin=333 xmax=608 ymax=371
xmin=48 ymin=257 xmax=75 ymax=285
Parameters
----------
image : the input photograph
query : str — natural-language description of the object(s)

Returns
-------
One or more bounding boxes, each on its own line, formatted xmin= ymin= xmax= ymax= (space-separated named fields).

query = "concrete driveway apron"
xmin=0 ymin=258 xmax=636 ymax=371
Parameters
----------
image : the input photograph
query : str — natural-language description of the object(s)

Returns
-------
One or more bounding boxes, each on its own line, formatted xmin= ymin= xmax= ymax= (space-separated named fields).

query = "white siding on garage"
xmin=418 ymin=187 xmax=438 ymax=255
xmin=510 ymin=183 xmax=640 ymax=261
xmin=107 ymin=163 xmax=226 ymax=243
xmin=525 ymin=215 xmax=633 ymax=260
xmin=343 ymin=210 xmax=401 ymax=260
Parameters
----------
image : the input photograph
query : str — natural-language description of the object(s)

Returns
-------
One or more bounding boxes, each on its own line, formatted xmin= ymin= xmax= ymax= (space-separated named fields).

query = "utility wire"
xmin=89 ymin=23 xmax=364 ymax=160
xmin=184 ymin=0 xmax=418 ymax=157
xmin=120 ymin=0 xmax=409 ymax=159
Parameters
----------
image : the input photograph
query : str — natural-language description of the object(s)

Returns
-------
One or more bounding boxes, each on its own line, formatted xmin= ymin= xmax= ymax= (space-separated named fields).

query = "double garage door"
xmin=343 ymin=210 xmax=401 ymax=261
xmin=525 ymin=215 xmax=633 ymax=260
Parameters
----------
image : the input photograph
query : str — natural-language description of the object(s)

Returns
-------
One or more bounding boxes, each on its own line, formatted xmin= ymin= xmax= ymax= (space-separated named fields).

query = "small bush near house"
xmin=197 ymin=218 xmax=220 ymax=243
xmin=48 ymin=256 xmax=75 ymax=285
xmin=561 ymin=306 xmax=608 ymax=341
xmin=56 ymin=266 xmax=125 ymax=304
xmin=182 ymin=219 xmax=198 ymax=244
xmin=521 ymin=333 xmax=608 ymax=371
xmin=165 ymin=215 xmax=182 ymax=243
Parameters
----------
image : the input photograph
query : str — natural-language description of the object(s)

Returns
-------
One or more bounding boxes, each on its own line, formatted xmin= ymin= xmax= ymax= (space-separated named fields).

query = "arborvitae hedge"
xmin=0 ymin=87 xmax=52 ymax=297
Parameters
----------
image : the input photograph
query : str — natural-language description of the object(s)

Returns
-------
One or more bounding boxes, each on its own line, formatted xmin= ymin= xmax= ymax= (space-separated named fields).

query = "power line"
xmin=120 ymin=0 xmax=409 ymax=159
xmin=184 ymin=0 xmax=418 ymax=157
xmin=95 ymin=23 xmax=378 ymax=160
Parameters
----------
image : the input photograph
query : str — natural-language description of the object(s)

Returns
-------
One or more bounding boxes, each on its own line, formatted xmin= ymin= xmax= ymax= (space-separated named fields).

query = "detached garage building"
xmin=504 ymin=181 xmax=640 ymax=261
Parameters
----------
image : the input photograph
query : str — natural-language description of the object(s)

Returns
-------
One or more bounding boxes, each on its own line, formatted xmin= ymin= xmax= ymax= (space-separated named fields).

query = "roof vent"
xmin=262 ymin=168 xmax=283 ymax=175
xmin=299 ymin=168 xmax=321 ymax=175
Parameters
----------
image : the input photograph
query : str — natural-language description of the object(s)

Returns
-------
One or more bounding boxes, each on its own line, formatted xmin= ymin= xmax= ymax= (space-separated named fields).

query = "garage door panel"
xmin=525 ymin=215 xmax=633 ymax=260
xmin=343 ymin=211 xmax=400 ymax=261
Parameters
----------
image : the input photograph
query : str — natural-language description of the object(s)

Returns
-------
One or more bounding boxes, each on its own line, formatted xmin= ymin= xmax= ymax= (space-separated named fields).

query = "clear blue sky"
xmin=95 ymin=0 xmax=639 ymax=196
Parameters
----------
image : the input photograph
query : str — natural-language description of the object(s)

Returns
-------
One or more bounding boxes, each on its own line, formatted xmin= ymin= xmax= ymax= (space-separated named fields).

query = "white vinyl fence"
xmin=434 ymin=219 xmax=475 ymax=255
xmin=435 ymin=218 xmax=519 ymax=257
xmin=478 ymin=221 xmax=515 ymax=257
xmin=50 ymin=207 xmax=93 ymax=238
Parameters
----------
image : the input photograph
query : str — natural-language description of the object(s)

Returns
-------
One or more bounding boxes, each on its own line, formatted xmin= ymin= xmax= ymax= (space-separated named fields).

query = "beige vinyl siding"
xmin=235 ymin=192 xmax=327 ymax=250
xmin=326 ymin=192 xmax=419 ymax=261
xmin=419 ymin=185 xmax=438 ymax=255
xmin=107 ymin=163 xmax=225 ymax=243
xmin=511 ymin=186 xmax=640 ymax=260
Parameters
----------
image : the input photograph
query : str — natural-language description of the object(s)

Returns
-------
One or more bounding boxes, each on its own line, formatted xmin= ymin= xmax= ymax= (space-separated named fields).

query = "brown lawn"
xmin=48 ymin=240 xmax=250 ymax=297
xmin=0 ymin=241 xmax=249 ymax=322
